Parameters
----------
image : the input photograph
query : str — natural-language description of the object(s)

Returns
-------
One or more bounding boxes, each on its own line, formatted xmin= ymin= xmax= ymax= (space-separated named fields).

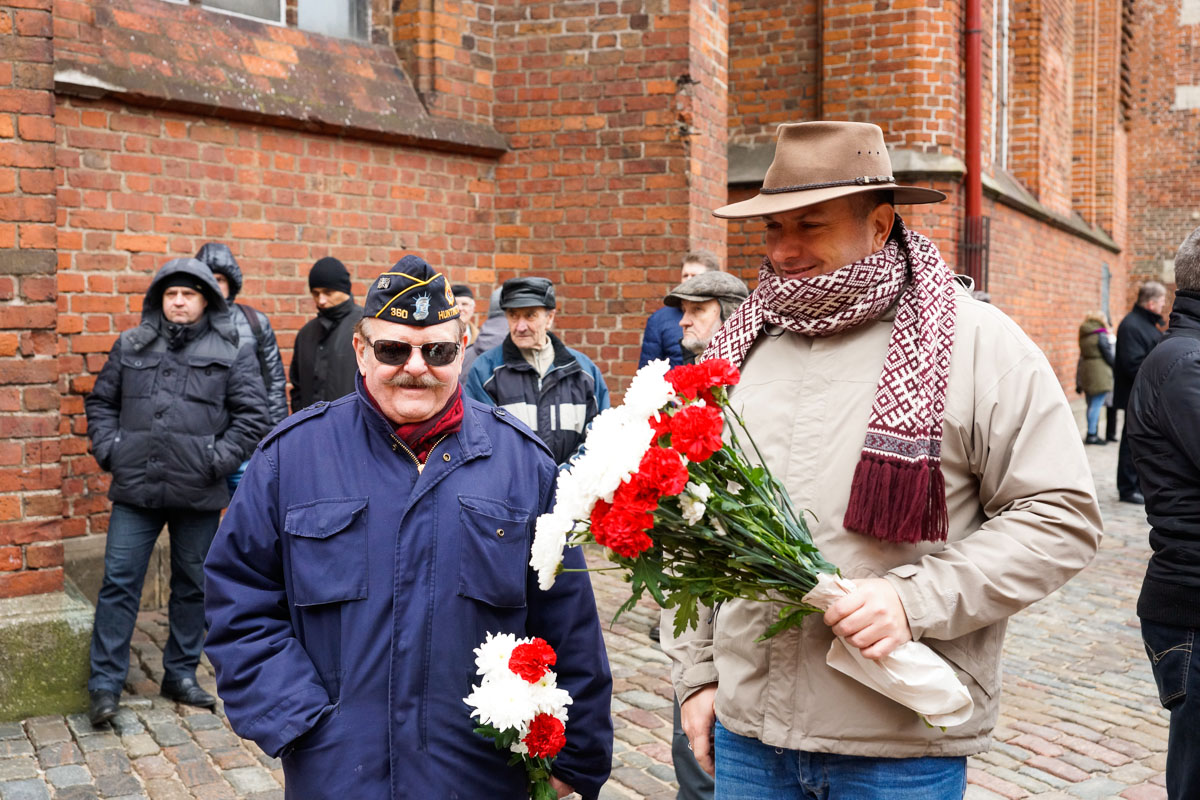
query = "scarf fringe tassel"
xmin=843 ymin=455 xmax=949 ymax=543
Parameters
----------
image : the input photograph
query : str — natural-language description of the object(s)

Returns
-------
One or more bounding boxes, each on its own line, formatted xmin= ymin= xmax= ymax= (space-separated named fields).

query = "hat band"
xmin=760 ymin=175 xmax=895 ymax=195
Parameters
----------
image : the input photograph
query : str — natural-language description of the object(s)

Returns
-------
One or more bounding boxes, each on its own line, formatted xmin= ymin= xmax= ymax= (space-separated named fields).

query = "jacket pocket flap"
xmin=285 ymin=498 xmax=369 ymax=539
xmin=926 ymin=631 xmax=1001 ymax=699
xmin=119 ymin=352 xmax=160 ymax=369
xmin=186 ymin=354 xmax=233 ymax=370
xmin=457 ymin=497 xmax=530 ymax=609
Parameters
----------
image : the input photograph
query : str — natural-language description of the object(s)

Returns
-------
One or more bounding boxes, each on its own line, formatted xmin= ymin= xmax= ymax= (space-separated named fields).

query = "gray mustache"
xmin=383 ymin=374 xmax=446 ymax=389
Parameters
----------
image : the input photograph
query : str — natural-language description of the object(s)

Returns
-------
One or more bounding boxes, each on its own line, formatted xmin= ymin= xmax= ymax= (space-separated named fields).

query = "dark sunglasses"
xmin=367 ymin=338 xmax=461 ymax=367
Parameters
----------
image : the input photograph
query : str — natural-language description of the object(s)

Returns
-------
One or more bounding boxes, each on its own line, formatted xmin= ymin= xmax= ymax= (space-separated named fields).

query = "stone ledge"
xmin=0 ymin=581 xmax=92 ymax=722
xmin=728 ymin=142 xmax=1121 ymax=253
xmin=53 ymin=0 xmax=507 ymax=158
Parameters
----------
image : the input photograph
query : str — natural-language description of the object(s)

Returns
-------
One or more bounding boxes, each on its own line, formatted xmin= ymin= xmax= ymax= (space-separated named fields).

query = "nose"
xmin=402 ymin=348 xmax=428 ymax=374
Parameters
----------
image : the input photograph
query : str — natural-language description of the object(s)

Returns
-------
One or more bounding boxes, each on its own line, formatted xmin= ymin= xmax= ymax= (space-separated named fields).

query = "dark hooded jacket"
xmin=85 ymin=259 xmax=271 ymax=511
xmin=289 ymin=298 xmax=362 ymax=413
xmin=195 ymin=243 xmax=288 ymax=425
xmin=1128 ymin=291 xmax=1200 ymax=627
xmin=1113 ymin=303 xmax=1165 ymax=408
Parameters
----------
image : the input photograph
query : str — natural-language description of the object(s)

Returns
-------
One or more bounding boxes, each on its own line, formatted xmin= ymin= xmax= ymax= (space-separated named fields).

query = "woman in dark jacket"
xmin=1077 ymin=311 xmax=1114 ymax=444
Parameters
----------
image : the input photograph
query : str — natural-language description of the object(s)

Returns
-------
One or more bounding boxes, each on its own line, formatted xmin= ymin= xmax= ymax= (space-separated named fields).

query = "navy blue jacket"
xmin=464 ymin=333 xmax=610 ymax=466
xmin=637 ymin=305 xmax=685 ymax=369
xmin=204 ymin=377 xmax=613 ymax=799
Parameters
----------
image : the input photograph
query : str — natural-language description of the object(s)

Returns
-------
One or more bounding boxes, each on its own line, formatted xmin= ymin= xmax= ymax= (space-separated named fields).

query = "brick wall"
xmin=490 ymin=0 xmax=730 ymax=388
xmin=55 ymin=99 xmax=498 ymax=542
xmin=1126 ymin=0 xmax=1200 ymax=287
xmin=0 ymin=0 xmax=63 ymax=598
xmin=728 ymin=0 xmax=818 ymax=145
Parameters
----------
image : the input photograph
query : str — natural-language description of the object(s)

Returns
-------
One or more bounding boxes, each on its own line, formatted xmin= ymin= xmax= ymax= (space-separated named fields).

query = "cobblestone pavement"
xmin=0 ymin=431 xmax=1169 ymax=799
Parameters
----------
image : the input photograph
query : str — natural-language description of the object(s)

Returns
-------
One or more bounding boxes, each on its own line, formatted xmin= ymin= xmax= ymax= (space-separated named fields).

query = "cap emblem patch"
xmin=413 ymin=294 xmax=431 ymax=321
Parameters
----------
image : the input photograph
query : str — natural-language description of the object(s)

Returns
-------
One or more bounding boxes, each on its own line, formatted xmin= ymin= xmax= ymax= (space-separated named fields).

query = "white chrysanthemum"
xmin=622 ymin=359 xmax=676 ymax=419
xmin=464 ymin=673 xmax=538 ymax=731
xmin=529 ymin=681 xmax=573 ymax=718
xmin=473 ymin=632 xmax=519 ymax=678
xmin=531 ymin=513 xmax=571 ymax=590
xmin=680 ymin=481 xmax=712 ymax=525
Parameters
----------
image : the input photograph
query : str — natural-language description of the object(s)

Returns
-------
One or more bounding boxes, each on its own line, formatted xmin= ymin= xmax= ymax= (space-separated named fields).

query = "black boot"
xmin=88 ymin=690 xmax=119 ymax=727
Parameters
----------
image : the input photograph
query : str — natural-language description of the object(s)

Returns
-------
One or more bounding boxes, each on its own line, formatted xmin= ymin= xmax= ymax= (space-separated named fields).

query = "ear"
xmin=352 ymin=330 xmax=370 ymax=376
xmin=546 ymin=309 xmax=556 ymax=328
xmin=870 ymin=204 xmax=896 ymax=250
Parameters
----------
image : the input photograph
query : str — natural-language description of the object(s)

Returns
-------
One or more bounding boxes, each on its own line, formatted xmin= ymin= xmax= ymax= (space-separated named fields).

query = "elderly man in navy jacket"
xmin=204 ymin=256 xmax=613 ymax=799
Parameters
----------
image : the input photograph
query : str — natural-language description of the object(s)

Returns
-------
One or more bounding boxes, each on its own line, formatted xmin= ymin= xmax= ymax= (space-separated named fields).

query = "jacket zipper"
xmin=388 ymin=433 xmax=451 ymax=473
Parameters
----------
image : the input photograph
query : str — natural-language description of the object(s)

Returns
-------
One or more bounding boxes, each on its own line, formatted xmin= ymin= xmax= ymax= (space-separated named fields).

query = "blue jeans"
xmin=1085 ymin=393 xmax=1108 ymax=436
xmin=1142 ymin=620 xmax=1199 ymax=799
xmin=714 ymin=720 xmax=966 ymax=800
xmin=88 ymin=503 xmax=221 ymax=694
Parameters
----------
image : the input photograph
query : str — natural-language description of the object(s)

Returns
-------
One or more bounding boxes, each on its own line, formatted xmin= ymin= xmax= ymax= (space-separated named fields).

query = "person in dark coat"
xmin=1114 ymin=281 xmax=1167 ymax=503
xmin=1126 ymin=226 xmax=1200 ymax=799
xmin=464 ymin=277 xmax=610 ymax=466
xmin=1076 ymin=311 xmax=1115 ymax=445
xmin=195 ymin=243 xmax=288 ymax=488
xmin=204 ymin=256 xmax=613 ymax=800
xmin=84 ymin=258 xmax=270 ymax=726
xmin=289 ymin=257 xmax=361 ymax=412
xmin=463 ymin=286 xmax=507 ymax=374
xmin=638 ymin=251 xmax=719 ymax=369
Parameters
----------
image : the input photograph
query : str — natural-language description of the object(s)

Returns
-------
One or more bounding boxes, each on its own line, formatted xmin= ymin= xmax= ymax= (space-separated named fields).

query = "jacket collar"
xmin=1169 ymin=292 xmax=1200 ymax=332
xmin=500 ymin=331 xmax=578 ymax=372
xmin=1132 ymin=303 xmax=1165 ymax=326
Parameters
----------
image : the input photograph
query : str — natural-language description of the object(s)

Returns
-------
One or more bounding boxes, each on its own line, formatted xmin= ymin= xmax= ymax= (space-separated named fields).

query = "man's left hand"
xmin=823 ymin=577 xmax=912 ymax=660
xmin=550 ymin=775 xmax=574 ymax=798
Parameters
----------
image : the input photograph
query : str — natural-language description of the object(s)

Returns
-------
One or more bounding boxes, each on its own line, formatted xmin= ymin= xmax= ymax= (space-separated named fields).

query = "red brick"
xmin=24 ymin=541 xmax=62 ymax=568
xmin=0 ymin=567 xmax=62 ymax=598
xmin=0 ymin=546 xmax=21 ymax=571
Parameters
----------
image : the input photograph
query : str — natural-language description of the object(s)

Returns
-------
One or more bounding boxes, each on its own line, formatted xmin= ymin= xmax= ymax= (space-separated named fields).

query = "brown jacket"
xmin=663 ymin=286 xmax=1102 ymax=757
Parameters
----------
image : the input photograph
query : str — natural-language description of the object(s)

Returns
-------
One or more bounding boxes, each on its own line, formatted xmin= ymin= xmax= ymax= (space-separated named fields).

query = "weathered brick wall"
xmin=55 ymin=98 xmax=499 ymax=543
xmin=1126 ymin=0 xmax=1200 ymax=287
xmin=490 ymin=0 xmax=730 ymax=388
xmin=728 ymin=0 xmax=818 ymax=145
xmin=0 ymin=0 xmax=63 ymax=598
xmin=393 ymin=0 xmax=497 ymax=125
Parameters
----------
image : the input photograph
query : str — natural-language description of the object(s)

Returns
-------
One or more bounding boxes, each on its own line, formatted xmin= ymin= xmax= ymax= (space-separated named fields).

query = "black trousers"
xmin=1105 ymin=405 xmax=1119 ymax=441
xmin=1117 ymin=416 xmax=1141 ymax=497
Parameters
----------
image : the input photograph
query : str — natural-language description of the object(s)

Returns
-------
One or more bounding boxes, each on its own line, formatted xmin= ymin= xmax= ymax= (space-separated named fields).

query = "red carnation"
xmin=589 ymin=499 xmax=612 ymax=531
xmin=635 ymin=446 xmax=689 ymax=497
xmin=523 ymin=713 xmax=567 ymax=759
xmin=649 ymin=411 xmax=673 ymax=443
xmin=508 ymin=638 xmax=557 ymax=684
xmin=595 ymin=506 xmax=654 ymax=558
xmin=669 ymin=404 xmax=725 ymax=462
xmin=613 ymin=474 xmax=662 ymax=513
xmin=667 ymin=364 xmax=707 ymax=400
xmin=703 ymin=358 xmax=740 ymax=388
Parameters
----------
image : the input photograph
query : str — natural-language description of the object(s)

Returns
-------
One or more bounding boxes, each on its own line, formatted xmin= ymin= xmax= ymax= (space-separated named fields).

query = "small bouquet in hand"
xmin=464 ymin=633 xmax=572 ymax=800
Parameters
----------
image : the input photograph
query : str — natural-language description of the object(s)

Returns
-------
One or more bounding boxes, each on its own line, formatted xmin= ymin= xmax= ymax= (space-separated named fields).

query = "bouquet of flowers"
xmin=464 ymin=633 xmax=572 ymax=800
xmin=530 ymin=358 xmax=976 ymax=727
xmin=531 ymin=357 xmax=836 ymax=640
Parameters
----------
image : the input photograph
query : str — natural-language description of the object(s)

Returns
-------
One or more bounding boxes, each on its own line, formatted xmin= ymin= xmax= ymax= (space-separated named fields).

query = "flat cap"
xmin=500 ymin=276 xmax=556 ymax=310
xmin=664 ymin=271 xmax=750 ymax=307
xmin=363 ymin=255 xmax=460 ymax=326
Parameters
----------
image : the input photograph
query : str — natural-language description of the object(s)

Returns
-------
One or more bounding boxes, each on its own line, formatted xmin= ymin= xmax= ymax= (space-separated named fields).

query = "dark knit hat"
xmin=451 ymin=283 xmax=474 ymax=300
xmin=363 ymin=255 xmax=460 ymax=326
xmin=500 ymin=277 xmax=556 ymax=310
xmin=159 ymin=272 xmax=208 ymax=295
xmin=308 ymin=257 xmax=353 ymax=295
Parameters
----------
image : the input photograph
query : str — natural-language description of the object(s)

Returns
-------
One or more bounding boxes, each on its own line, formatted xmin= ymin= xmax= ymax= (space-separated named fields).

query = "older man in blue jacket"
xmin=204 ymin=256 xmax=613 ymax=799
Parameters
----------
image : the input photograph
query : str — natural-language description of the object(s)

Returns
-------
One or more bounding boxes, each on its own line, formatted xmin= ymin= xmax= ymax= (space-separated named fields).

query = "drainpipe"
xmin=965 ymin=0 xmax=984 ymax=287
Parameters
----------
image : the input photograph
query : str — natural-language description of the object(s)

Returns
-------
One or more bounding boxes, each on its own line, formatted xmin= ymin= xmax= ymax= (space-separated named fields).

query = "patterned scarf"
xmin=705 ymin=220 xmax=957 ymax=543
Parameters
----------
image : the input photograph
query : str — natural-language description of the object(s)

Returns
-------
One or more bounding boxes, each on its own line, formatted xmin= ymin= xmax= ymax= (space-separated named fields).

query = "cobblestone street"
xmin=0 ymin=431 xmax=1170 ymax=799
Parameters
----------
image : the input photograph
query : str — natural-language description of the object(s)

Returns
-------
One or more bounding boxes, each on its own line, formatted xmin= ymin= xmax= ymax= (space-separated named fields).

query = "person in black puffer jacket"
xmin=1114 ymin=281 xmax=1166 ymax=502
xmin=83 ymin=258 xmax=270 ymax=727
xmin=290 ymin=257 xmax=362 ymax=412
xmin=195 ymin=243 xmax=287 ymax=490
xmin=1126 ymin=226 xmax=1200 ymax=800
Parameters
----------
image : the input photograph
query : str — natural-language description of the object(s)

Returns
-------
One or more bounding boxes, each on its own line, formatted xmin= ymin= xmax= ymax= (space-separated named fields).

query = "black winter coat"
xmin=85 ymin=259 xmax=272 ymax=511
xmin=1113 ymin=303 xmax=1164 ymax=408
xmin=289 ymin=299 xmax=361 ymax=412
xmin=1128 ymin=292 xmax=1200 ymax=627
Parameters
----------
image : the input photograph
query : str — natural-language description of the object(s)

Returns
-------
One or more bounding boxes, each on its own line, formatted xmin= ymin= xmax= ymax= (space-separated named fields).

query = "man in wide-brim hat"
xmin=662 ymin=121 xmax=1102 ymax=798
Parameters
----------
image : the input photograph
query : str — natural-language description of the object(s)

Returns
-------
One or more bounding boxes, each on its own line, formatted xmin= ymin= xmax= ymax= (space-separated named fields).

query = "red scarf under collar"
xmin=365 ymin=383 xmax=464 ymax=464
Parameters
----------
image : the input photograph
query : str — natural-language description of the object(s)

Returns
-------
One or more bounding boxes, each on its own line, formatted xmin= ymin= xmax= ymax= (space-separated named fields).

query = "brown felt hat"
xmin=713 ymin=121 xmax=946 ymax=219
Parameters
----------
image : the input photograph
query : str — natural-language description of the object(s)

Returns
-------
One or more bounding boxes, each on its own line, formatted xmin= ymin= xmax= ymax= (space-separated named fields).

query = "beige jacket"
xmin=663 ymin=286 xmax=1102 ymax=757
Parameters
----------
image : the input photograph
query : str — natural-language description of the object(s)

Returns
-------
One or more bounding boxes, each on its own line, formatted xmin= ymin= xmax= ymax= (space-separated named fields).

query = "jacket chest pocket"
xmin=119 ymin=353 xmax=161 ymax=399
xmin=185 ymin=356 xmax=232 ymax=406
xmin=284 ymin=497 xmax=369 ymax=607
xmin=456 ymin=496 xmax=530 ymax=609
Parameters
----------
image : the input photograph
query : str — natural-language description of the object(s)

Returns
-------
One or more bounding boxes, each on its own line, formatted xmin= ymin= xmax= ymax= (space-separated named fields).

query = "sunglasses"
xmin=367 ymin=338 xmax=461 ymax=367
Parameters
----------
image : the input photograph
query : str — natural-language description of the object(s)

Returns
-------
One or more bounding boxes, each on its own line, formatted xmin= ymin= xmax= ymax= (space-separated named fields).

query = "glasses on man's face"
xmin=366 ymin=338 xmax=461 ymax=368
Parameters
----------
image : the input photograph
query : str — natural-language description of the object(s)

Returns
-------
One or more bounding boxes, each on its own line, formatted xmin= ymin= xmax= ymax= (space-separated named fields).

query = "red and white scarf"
xmin=705 ymin=221 xmax=957 ymax=543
